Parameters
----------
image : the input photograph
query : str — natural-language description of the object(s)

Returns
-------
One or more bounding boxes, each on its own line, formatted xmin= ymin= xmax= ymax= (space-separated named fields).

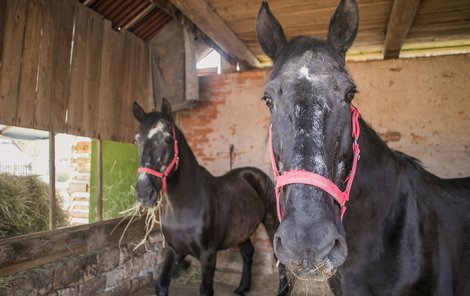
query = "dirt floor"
xmin=133 ymin=268 xmax=279 ymax=296
xmin=133 ymin=266 xmax=333 ymax=296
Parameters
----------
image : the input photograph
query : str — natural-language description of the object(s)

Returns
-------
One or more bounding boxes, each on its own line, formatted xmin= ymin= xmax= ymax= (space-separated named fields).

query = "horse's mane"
xmin=393 ymin=151 xmax=427 ymax=172
xmin=360 ymin=118 xmax=427 ymax=173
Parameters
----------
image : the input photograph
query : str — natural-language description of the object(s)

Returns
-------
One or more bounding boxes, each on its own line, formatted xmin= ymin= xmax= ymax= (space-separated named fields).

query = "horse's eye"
xmin=345 ymin=89 xmax=356 ymax=103
xmin=262 ymin=96 xmax=273 ymax=109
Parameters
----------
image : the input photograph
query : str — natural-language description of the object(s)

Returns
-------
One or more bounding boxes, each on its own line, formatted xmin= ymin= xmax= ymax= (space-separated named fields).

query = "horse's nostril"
xmin=273 ymin=235 xmax=287 ymax=261
xmin=326 ymin=237 xmax=347 ymax=268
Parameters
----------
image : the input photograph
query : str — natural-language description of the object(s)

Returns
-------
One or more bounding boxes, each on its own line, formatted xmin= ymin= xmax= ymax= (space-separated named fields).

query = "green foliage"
xmin=89 ymin=140 xmax=138 ymax=222
xmin=0 ymin=174 xmax=67 ymax=239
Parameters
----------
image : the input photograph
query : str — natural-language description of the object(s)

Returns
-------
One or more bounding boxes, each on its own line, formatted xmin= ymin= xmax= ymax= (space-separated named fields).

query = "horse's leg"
xmin=171 ymin=254 xmax=189 ymax=278
xmin=155 ymin=247 xmax=176 ymax=296
xmin=263 ymin=211 xmax=289 ymax=296
xmin=234 ymin=239 xmax=254 ymax=295
xmin=199 ymin=249 xmax=217 ymax=296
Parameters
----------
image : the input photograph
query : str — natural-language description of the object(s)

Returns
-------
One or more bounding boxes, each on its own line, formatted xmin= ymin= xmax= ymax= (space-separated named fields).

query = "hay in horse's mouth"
xmin=285 ymin=263 xmax=336 ymax=296
xmin=116 ymin=194 xmax=165 ymax=250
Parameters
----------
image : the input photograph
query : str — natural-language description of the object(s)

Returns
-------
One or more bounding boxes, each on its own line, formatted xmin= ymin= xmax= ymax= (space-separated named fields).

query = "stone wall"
xmin=0 ymin=234 xmax=162 ymax=296
xmin=0 ymin=219 xmax=163 ymax=296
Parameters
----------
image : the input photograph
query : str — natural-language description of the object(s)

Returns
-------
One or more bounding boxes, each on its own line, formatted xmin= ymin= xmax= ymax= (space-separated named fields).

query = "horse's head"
xmin=132 ymin=99 xmax=178 ymax=208
xmin=256 ymin=0 xmax=359 ymax=280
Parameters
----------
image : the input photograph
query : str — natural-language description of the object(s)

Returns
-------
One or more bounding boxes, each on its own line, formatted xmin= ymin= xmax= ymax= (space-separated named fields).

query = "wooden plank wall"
xmin=0 ymin=0 xmax=152 ymax=142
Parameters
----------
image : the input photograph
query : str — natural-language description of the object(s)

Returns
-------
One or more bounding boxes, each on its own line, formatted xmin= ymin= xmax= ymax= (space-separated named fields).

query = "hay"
xmin=116 ymin=193 xmax=164 ymax=251
xmin=0 ymin=173 xmax=67 ymax=239
xmin=174 ymin=265 xmax=201 ymax=285
xmin=285 ymin=268 xmax=335 ymax=296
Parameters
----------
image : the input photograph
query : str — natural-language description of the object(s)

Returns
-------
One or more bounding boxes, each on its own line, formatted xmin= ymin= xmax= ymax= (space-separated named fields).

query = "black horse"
xmin=256 ymin=0 xmax=470 ymax=295
xmin=132 ymin=100 xmax=288 ymax=296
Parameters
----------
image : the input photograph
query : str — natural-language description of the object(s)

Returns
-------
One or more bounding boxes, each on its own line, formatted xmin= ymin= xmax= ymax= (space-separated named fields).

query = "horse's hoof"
xmin=233 ymin=287 xmax=246 ymax=295
xmin=155 ymin=282 xmax=169 ymax=296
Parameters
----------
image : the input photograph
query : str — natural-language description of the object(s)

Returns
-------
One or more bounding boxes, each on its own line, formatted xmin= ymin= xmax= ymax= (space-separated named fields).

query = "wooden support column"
xmin=383 ymin=0 xmax=421 ymax=59
xmin=168 ymin=0 xmax=262 ymax=68
xmin=97 ymin=140 xmax=103 ymax=221
xmin=48 ymin=132 xmax=56 ymax=230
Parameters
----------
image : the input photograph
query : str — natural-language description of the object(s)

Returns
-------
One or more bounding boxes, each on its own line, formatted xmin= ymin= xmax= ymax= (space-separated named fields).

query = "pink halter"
xmin=138 ymin=126 xmax=179 ymax=193
xmin=269 ymin=106 xmax=361 ymax=222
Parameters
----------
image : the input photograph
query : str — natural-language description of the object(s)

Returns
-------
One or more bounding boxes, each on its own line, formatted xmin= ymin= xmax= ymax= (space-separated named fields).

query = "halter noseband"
xmin=269 ymin=106 xmax=361 ymax=222
xmin=138 ymin=126 xmax=179 ymax=193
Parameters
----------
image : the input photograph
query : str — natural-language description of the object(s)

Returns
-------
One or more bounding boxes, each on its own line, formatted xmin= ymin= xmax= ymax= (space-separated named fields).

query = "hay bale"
xmin=0 ymin=173 xmax=67 ymax=239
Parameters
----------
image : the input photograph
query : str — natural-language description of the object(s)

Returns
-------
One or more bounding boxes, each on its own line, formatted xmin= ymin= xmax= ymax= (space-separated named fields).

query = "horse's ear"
xmin=256 ymin=1 xmax=287 ymax=61
xmin=161 ymin=98 xmax=173 ymax=122
xmin=132 ymin=101 xmax=147 ymax=122
xmin=327 ymin=0 xmax=359 ymax=57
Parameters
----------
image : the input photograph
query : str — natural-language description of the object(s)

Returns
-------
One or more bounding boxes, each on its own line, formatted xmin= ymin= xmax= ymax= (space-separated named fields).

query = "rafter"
xmin=168 ymin=0 xmax=262 ymax=68
xmin=383 ymin=0 xmax=421 ymax=59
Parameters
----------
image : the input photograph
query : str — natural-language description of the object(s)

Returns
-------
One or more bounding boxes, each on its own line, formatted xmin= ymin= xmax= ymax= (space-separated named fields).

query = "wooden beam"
xmin=97 ymin=140 xmax=103 ymax=222
xmin=168 ymin=0 xmax=262 ymax=68
xmin=122 ymin=2 xmax=158 ymax=31
xmin=48 ymin=132 xmax=56 ymax=230
xmin=82 ymin=0 xmax=97 ymax=6
xmin=383 ymin=0 xmax=421 ymax=59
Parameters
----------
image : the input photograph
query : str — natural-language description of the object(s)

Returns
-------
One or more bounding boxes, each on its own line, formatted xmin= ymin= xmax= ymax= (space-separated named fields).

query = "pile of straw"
xmin=0 ymin=173 xmax=66 ymax=239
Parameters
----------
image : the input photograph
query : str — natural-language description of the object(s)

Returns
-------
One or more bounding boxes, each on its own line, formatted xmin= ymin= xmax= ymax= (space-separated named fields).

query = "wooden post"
xmin=97 ymin=139 xmax=103 ymax=221
xmin=48 ymin=132 xmax=56 ymax=230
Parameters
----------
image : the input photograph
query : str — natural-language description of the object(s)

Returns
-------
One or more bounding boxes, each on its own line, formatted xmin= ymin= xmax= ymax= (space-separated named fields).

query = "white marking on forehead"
xmin=298 ymin=66 xmax=329 ymax=83
xmin=147 ymin=122 xmax=169 ymax=139
xmin=314 ymin=155 xmax=326 ymax=172
xmin=295 ymin=105 xmax=301 ymax=117
xmin=337 ymin=161 xmax=346 ymax=176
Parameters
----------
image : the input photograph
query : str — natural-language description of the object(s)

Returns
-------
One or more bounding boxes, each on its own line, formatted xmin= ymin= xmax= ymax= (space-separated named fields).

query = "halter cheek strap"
xmin=138 ymin=126 xmax=179 ymax=193
xmin=269 ymin=106 xmax=361 ymax=222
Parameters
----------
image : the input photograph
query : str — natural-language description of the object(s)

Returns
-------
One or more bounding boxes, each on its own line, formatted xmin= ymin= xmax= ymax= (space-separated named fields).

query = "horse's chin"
xmin=286 ymin=261 xmax=337 ymax=282
xmin=136 ymin=191 xmax=159 ymax=208
xmin=139 ymin=200 xmax=156 ymax=208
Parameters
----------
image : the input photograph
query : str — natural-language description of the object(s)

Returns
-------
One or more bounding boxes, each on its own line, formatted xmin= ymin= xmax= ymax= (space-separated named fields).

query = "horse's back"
xmin=209 ymin=167 xmax=276 ymax=248
xmin=216 ymin=166 xmax=275 ymax=205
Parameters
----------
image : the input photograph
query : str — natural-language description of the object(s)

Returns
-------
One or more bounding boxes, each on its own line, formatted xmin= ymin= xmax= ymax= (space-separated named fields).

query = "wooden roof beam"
xmin=82 ymin=0 xmax=97 ymax=6
xmin=383 ymin=0 xmax=421 ymax=59
xmin=168 ymin=0 xmax=262 ymax=68
xmin=122 ymin=1 xmax=159 ymax=31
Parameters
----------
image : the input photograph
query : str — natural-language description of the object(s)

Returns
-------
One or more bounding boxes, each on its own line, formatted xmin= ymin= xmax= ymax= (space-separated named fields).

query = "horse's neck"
xmin=165 ymin=127 xmax=205 ymax=209
xmin=348 ymin=120 xmax=414 ymax=227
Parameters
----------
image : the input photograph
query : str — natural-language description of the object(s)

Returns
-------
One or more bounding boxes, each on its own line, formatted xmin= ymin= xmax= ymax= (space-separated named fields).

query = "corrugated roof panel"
xmin=79 ymin=0 xmax=172 ymax=40
xmin=130 ymin=7 xmax=172 ymax=41
xmin=113 ymin=0 xmax=149 ymax=29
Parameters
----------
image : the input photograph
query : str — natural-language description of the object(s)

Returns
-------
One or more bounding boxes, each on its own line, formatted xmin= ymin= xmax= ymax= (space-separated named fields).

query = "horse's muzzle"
xmin=135 ymin=174 xmax=160 ymax=207
xmin=273 ymin=215 xmax=348 ymax=280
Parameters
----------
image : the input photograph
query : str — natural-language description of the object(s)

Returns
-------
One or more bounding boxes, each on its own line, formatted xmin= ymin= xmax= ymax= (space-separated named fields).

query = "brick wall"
xmin=176 ymin=71 xmax=276 ymax=274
